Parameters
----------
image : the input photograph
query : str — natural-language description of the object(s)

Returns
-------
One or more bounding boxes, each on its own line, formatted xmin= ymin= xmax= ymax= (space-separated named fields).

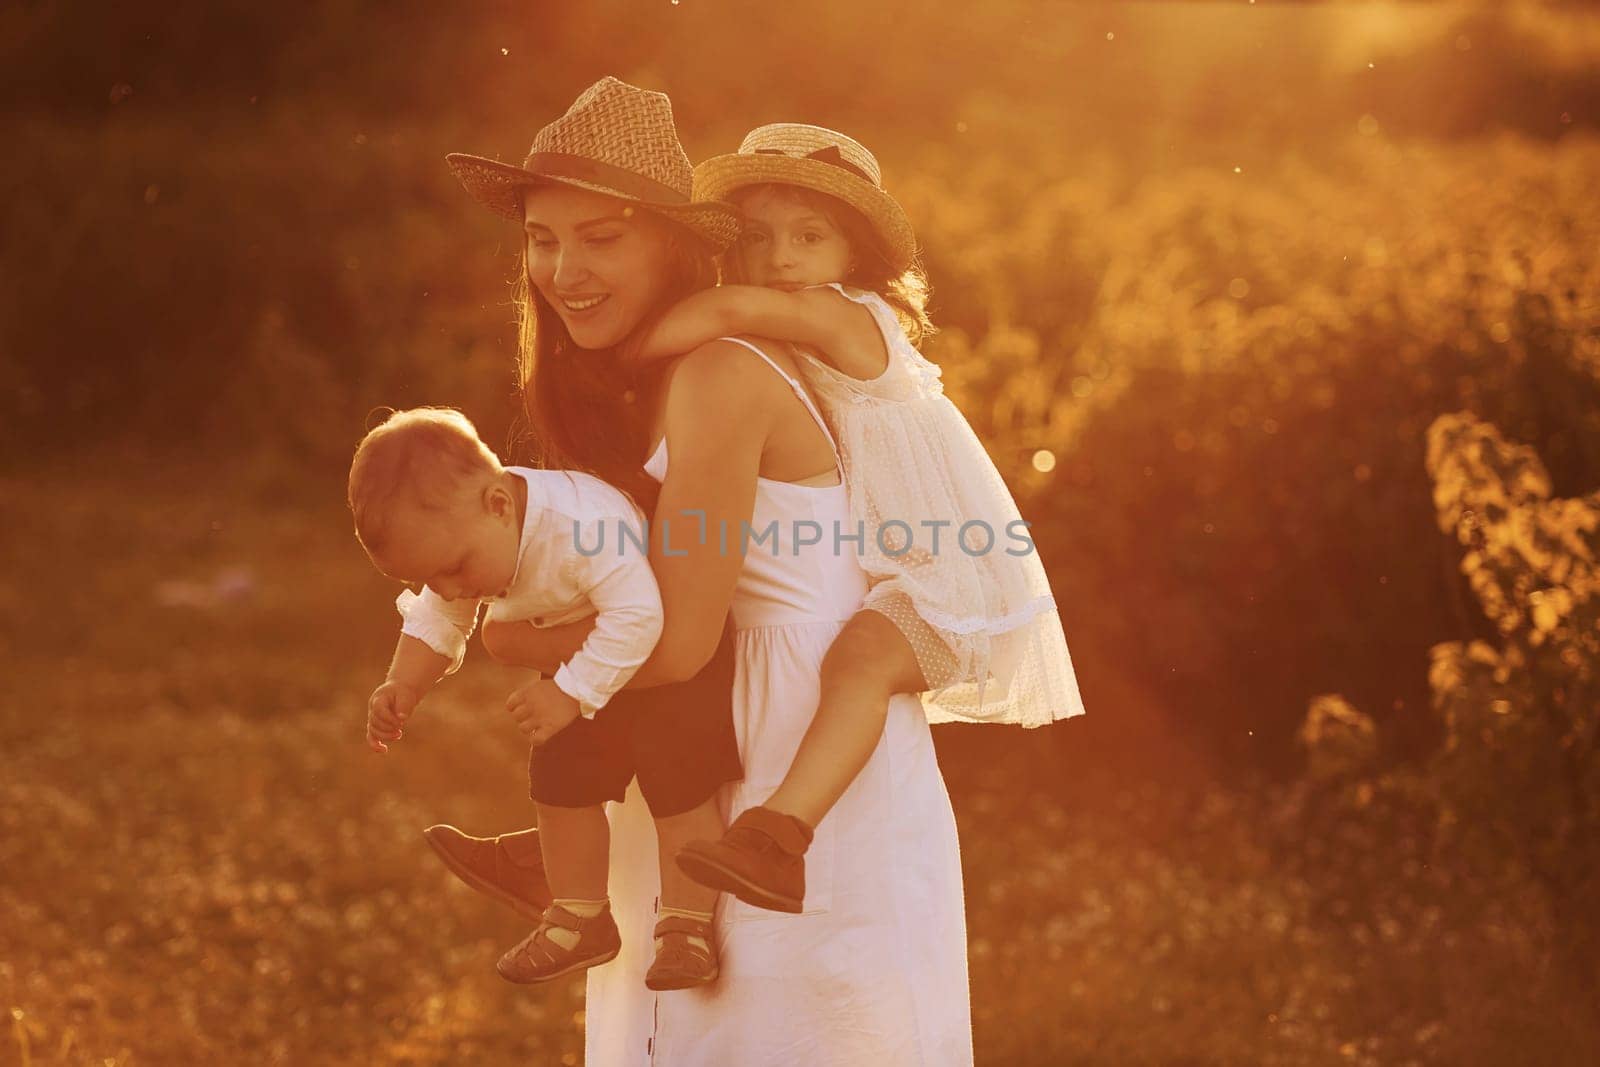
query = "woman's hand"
xmin=480 ymin=617 xmax=596 ymax=674
xmin=505 ymin=678 xmax=583 ymax=746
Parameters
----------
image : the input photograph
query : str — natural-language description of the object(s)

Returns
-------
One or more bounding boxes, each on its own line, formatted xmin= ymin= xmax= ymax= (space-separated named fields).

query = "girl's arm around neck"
xmin=625 ymin=285 xmax=884 ymax=378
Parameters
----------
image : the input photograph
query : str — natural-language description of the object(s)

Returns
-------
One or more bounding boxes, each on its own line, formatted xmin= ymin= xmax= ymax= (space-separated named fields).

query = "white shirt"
xmin=394 ymin=467 xmax=662 ymax=718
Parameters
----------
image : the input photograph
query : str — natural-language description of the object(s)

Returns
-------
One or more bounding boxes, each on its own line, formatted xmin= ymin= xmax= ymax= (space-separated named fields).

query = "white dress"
xmin=796 ymin=283 xmax=1086 ymax=728
xmin=583 ymin=338 xmax=974 ymax=1066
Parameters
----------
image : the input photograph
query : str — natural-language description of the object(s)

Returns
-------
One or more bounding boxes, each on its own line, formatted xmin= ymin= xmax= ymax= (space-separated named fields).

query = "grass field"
xmin=5 ymin=462 xmax=1597 ymax=1066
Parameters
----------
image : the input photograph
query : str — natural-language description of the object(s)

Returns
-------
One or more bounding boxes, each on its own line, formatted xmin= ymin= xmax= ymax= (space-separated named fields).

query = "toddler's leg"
xmin=764 ymin=608 xmax=926 ymax=828
xmin=534 ymin=802 xmax=610 ymax=902
xmin=496 ymin=802 xmax=621 ymax=984
xmin=653 ymin=799 xmax=724 ymax=917
xmin=644 ymin=797 xmax=724 ymax=990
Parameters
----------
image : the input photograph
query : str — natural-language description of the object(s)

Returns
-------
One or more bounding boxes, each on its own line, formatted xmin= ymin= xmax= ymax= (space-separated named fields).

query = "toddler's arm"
xmin=366 ymin=587 xmax=480 ymax=753
xmin=624 ymin=285 xmax=879 ymax=376
xmin=395 ymin=586 xmax=482 ymax=674
xmin=548 ymin=550 xmax=663 ymax=716
xmin=366 ymin=634 xmax=450 ymax=753
xmin=504 ymin=532 xmax=663 ymax=741
xmin=386 ymin=632 xmax=454 ymax=693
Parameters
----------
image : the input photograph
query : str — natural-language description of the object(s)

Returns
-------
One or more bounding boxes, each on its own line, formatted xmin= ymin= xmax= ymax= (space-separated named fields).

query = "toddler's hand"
xmin=367 ymin=679 xmax=421 ymax=754
xmin=505 ymin=678 xmax=583 ymax=747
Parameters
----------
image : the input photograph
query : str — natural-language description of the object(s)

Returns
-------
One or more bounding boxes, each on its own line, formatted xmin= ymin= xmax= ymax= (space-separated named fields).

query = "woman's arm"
xmin=622 ymin=340 xmax=776 ymax=687
xmin=486 ymin=341 xmax=779 ymax=688
xmin=479 ymin=617 xmax=595 ymax=675
xmin=625 ymin=286 xmax=879 ymax=375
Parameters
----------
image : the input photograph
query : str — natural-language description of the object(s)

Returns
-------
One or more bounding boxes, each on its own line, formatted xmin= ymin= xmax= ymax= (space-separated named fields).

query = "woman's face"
xmin=522 ymin=185 xmax=677 ymax=350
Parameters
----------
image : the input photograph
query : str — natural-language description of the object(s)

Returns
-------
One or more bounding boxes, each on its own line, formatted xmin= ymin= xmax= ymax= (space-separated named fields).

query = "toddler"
xmin=348 ymin=407 xmax=737 ymax=989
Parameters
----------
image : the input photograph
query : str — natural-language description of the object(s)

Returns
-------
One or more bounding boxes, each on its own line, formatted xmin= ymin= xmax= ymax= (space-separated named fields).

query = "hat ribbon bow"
xmin=755 ymin=144 xmax=874 ymax=185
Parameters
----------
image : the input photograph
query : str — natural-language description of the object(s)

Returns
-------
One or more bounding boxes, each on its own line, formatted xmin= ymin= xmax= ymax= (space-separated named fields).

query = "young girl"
xmin=625 ymin=123 xmax=1088 ymax=913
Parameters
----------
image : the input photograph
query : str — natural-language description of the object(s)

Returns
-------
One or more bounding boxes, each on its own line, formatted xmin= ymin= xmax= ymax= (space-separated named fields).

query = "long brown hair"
xmin=726 ymin=183 xmax=934 ymax=344
xmin=510 ymin=218 xmax=719 ymax=516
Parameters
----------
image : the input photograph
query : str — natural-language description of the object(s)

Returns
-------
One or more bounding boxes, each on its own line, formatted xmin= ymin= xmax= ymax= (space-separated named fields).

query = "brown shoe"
xmin=644 ymin=915 xmax=720 ymax=991
xmin=674 ymin=806 xmax=813 ymax=915
xmin=496 ymin=902 xmax=622 ymax=984
xmin=423 ymin=824 xmax=552 ymax=921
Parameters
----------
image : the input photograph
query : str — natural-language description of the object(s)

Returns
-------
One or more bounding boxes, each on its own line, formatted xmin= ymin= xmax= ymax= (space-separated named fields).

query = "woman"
xmin=440 ymin=77 xmax=973 ymax=1064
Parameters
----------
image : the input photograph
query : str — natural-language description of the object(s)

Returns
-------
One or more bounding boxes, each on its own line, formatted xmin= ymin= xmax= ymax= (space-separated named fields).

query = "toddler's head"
xmin=348 ymin=408 xmax=523 ymax=602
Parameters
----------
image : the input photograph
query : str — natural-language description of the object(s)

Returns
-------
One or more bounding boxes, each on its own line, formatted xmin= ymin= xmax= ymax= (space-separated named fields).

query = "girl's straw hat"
xmin=693 ymin=123 xmax=916 ymax=271
xmin=447 ymin=77 xmax=741 ymax=250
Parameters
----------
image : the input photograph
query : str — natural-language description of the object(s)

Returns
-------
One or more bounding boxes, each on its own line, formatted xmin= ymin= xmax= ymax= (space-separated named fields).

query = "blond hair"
xmin=347 ymin=407 xmax=503 ymax=554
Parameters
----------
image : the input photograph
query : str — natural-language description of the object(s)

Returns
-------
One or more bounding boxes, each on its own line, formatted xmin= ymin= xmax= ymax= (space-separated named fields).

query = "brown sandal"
xmin=644 ymin=915 xmax=720 ymax=991
xmin=496 ymin=902 xmax=622 ymax=984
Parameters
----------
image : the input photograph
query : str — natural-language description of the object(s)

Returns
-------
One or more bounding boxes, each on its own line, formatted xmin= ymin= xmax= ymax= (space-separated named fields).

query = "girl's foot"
xmin=644 ymin=914 xmax=720 ymax=990
xmin=674 ymin=806 xmax=813 ymax=915
xmin=496 ymin=902 xmax=621 ymax=984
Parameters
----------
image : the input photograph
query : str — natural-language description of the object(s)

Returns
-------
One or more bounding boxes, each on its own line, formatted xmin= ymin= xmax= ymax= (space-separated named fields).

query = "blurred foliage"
xmin=915 ymin=129 xmax=1600 ymax=768
xmin=1298 ymin=694 xmax=1380 ymax=781
xmin=1294 ymin=411 xmax=1600 ymax=1015
xmin=1422 ymin=413 xmax=1599 ymax=989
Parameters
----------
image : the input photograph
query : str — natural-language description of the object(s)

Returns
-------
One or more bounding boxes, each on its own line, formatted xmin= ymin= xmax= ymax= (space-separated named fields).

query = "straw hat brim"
xmin=446 ymin=153 xmax=742 ymax=251
xmin=692 ymin=153 xmax=917 ymax=271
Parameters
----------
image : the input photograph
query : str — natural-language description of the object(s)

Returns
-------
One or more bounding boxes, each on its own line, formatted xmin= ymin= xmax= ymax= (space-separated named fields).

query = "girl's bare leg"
xmin=762 ymin=609 xmax=927 ymax=828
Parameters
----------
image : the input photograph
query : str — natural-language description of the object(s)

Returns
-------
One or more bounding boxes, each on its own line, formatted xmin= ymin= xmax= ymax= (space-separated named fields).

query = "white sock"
xmin=656 ymin=905 xmax=714 ymax=955
xmin=547 ymin=897 xmax=607 ymax=950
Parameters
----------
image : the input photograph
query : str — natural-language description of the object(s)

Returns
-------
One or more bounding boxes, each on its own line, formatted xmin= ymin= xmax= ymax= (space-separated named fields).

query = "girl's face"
xmin=522 ymin=185 xmax=677 ymax=350
xmin=731 ymin=187 xmax=853 ymax=292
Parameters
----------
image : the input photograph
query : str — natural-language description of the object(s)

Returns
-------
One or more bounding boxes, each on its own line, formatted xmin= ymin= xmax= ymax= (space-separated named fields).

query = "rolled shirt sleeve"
xmin=551 ymin=544 xmax=664 ymax=718
xmin=395 ymin=586 xmax=482 ymax=675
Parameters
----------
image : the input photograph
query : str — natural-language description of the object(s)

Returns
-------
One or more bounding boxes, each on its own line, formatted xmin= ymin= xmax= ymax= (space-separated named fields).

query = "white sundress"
xmin=795 ymin=282 xmax=1086 ymax=728
xmin=583 ymin=338 xmax=974 ymax=1066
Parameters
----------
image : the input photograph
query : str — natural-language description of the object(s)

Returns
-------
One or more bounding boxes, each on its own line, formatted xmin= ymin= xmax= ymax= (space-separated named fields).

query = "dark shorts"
xmin=528 ymin=624 xmax=742 ymax=818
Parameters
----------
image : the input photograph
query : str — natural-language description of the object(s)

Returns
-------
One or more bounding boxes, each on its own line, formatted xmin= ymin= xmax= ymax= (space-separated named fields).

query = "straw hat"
xmin=447 ymin=76 xmax=741 ymax=250
xmin=693 ymin=123 xmax=917 ymax=271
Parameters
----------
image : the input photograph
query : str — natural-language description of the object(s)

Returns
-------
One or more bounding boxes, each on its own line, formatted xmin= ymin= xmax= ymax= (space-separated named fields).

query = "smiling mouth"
xmin=768 ymin=282 xmax=807 ymax=293
xmin=560 ymin=294 xmax=609 ymax=312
